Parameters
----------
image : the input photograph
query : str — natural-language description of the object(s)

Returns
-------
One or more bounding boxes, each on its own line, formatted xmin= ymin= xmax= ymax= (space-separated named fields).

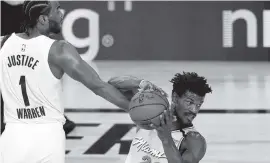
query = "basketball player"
xmin=0 ymin=1 xmax=159 ymax=163
xmin=0 ymin=1 xmax=78 ymax=136
xmin=108 ymin=72 xmax=212 ymax=163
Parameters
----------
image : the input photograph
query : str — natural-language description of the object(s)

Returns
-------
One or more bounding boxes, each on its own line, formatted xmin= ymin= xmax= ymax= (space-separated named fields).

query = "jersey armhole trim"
xmin=45 ymin=40 xmax=61 ymax=82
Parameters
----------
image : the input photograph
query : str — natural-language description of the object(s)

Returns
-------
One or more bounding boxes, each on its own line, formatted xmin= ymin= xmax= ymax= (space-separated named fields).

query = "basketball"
xmin=128 ymin=90 xmax=170 ymax=129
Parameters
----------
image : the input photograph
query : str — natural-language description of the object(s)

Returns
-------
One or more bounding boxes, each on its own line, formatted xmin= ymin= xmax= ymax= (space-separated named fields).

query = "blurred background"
xmin=1 ymin=1 xmax=270 ymax=163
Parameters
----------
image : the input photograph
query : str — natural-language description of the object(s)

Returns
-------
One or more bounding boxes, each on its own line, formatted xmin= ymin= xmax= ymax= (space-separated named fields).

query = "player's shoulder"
xmin=0 ymin=36 xmax=4 ymax=48
xmin=53 ymin=40 xmax=69 ymax=45
xmin=180 ymin=130 xmax=206 ymax=162
xmin=0 ymin=36 xmax=4 ymax=43
xmin=186 ymin=131 xmax=205 ymax=140
xmin=185 ymin=130 xmax=206 ymax=150
xmin=53 ymin=40 xmax=74 ymax=50
xmin=50 ymin=40 xmax=73 ymax=54
xmin=182 ymin=125 xmax=205 ymax=142
xmin=0 ymin=34 xmax=12 ymax=49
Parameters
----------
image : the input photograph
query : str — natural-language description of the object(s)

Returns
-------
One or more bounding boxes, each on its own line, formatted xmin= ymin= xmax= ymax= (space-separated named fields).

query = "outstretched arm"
xmin=49 ymin=40 xmax=130 ymax=111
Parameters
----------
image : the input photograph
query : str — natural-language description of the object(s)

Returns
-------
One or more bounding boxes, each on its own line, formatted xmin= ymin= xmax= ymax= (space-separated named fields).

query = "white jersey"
xmin=0 ymin=33 xmax=65 ymax=124
xmin=125 ymin=126 xmax=197 ymax=163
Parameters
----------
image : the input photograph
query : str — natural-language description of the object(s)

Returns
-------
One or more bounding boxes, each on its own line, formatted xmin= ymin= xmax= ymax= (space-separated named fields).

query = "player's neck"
xmin=170 ymin=119 xmax=193 ymax=131
xmin=27 ymin=27 xmax=50 ymax=38
xmin=170 ymin=121 xmax=182 ymax=131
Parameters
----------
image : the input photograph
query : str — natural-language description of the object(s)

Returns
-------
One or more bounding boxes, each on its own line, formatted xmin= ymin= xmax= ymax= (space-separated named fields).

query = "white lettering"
xmin=223 ymin=9 xmax=270 ymax=48
xmin=62 ymin=9 xmax=99 ymax=61
xmin=263 ymin=10 xmax=270 ymax=47
xmin=107 ymin=1 xmax=133 ymax=12
xmin=132 ymin=137 xmax=166 ymax=158
xmin=223 ymin=9 xmax=257 ymax=48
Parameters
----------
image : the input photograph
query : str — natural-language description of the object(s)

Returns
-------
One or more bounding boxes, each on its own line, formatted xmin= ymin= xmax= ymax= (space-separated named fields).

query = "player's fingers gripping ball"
xmin=108 ymin=76 xmax=140 ymax=100
xmin=129 ymin=90 xmax=170 ymax=130
xmin=139 ymin=80 xmax=168 ymax=97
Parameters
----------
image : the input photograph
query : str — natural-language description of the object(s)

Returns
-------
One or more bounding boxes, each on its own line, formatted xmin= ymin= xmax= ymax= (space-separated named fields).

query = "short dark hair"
xmin=170 ymin=72 xmax=212 ymax=97
xmin=21 ymin=1 xmax=51 ymax=35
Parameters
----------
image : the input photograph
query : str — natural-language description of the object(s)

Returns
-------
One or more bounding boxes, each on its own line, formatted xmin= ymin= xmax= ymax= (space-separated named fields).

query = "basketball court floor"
xmin=62 ymin=61 xmax=270 ymax=163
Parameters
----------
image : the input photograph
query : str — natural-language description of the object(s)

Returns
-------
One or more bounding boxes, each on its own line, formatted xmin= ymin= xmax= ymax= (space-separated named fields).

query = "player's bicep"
xmin=49 ymin=41 xmax=80 ymax=75
xmin=49 ymin=41 xmax=104 ymax=90
xmin=181 ymin=132 xmax=207 ymax=163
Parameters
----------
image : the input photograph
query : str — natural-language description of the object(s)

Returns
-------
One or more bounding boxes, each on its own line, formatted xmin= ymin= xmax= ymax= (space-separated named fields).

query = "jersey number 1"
xmin=19 ymin=76 xmax=30 ymax=107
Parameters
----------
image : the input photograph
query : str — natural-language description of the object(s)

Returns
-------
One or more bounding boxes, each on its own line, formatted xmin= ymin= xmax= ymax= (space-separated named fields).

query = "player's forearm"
xmin=64 ymin=61 xmax=129 ymax=110
xmin=93 ymin=83 xmax=130 ymax=111
xmin=161 ymin=138 xmax=184 ymax=163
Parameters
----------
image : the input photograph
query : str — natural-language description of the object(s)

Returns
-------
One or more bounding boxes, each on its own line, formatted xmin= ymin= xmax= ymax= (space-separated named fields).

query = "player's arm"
xmin=48 ymin=40 xmax=130 ymax=111
xmin=153 ymin=109 xmax=184 ymax=163
xmin=155 ymin=108 xmax=206 ymax=163
xmin=161 ymin=132 xmax=206 ymax=163
xmin=180 ymin=132 xmax=207 ymax=163
xmin=160 ymin=137 xmax=184 ymax=163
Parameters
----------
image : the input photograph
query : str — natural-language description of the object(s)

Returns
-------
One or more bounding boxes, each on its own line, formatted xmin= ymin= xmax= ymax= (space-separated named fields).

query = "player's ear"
xmin=38 ymin=15 xmax=49 ymax=25
xmin=172 ymin=92 xmax=178 ymax=103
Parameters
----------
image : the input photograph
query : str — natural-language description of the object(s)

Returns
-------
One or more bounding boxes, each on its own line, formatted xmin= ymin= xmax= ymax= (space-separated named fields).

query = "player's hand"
xmin=108 ymin=76 xmax=168 ymax=100
xmin=108 ymin=75 xmax=141 ymax=89
xmin=139 ymin=80 xmax=168 ymax=97
xmin=150 ymin=105 xmax=175 ymax=142
xmin=108 ymin=75 xmax=141 ymax=100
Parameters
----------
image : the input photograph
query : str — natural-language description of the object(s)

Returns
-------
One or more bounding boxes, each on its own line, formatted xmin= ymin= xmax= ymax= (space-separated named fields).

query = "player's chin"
xmin=51 ymin=30 xmax=61 ymax=35
xmin=180 ymin=118 xmax=192 ymax=126
xmin=186 ymin=119 xmax=193 ymax=125
xmin=56 ymin=28 xmax=62 ymax=34
xmin=54 ymin=26 xmax=62 ymax=34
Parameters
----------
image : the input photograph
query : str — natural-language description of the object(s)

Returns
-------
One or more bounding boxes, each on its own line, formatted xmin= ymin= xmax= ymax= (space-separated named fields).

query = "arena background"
xmin=1 ymin=1 xmax=270 ymax=163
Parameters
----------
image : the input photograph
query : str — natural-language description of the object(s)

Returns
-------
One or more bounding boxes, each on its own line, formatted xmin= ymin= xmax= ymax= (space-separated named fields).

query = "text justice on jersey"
xmin=7 ymin=48 xmax=39 ymax=70
xmin=7 ymin=55 xmax=39 ymax=69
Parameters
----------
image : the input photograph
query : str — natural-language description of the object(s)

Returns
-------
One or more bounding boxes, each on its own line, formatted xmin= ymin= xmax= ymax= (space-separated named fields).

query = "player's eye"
xmin=186 ymin=101 xmax=192 ymax=105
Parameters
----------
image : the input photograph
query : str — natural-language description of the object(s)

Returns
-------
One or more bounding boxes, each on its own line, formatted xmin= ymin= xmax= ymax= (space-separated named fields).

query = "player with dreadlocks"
xmin=0 ymin=1 xmax=162 ymax=163
xmin=109 ymin=72 xmax=212 ymax=163
xmin=0 ymin=1 xmax=76 ymax=137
